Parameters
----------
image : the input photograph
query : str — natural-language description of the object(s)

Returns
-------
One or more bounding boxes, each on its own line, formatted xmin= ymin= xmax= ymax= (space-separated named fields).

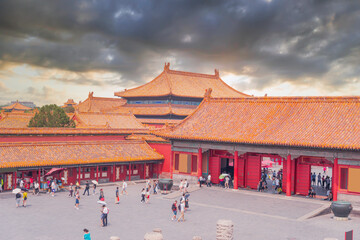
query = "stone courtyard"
xmin=0 ymin=182 xmax=358 ymax=240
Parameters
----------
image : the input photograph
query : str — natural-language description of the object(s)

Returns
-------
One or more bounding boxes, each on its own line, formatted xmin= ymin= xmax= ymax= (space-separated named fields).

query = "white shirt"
xmin=208 ymin=175 xmax=211 ymax=181
xmin=34 ymin=183 xmax=39 ymax=189
xmin=122 ymin=182 xmax=127 ymax=188
xmin=103 ymin=207 xmax=109 ymax=214
xmin=180 ymin=202 xmax=185 ymax=212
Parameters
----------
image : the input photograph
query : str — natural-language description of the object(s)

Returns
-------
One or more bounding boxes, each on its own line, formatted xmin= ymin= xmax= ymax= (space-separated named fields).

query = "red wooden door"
xmin=246 ymin=155 xmax=261 ymax=189
xmin=296 ymin=163 xmax=311 ymax=195
xmin=237 ymin=157 xmax=245 ymax=188
xmin=208 ymin=157 xmax=220 ymax=184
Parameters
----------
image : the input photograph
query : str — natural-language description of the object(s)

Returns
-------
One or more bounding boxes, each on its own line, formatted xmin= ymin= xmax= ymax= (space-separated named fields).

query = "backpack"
xmin=178 ymin=204 xmax=181 ymax=211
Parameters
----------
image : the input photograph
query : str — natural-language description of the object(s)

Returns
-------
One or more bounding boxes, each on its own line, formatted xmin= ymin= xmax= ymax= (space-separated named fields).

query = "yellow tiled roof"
xmin=156 ymin=96 xmax=360 ymax=150
xmin=76 ymin=92 xmax=126 ymax=113
xmin=114 ymin=63 xmax=249 ymax=98
xmin=0 ymin=140 xmax=164 ymax=169
xmin=126 ymin=134 xmax=168 ymax=142
xmin=0 ymin=112 xmax=34 ymax=128
xmin=73 ymin=112 xmax=146 ymax=129
xmin=2 ymin=101 xmax=32 ymax=110
xmin=0 ymin=127 xmax=149 ymax=135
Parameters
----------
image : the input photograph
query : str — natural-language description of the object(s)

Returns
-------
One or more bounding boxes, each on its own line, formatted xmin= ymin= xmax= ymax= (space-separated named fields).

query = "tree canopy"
xmin=28 ymin=104 xmax=75 ymax=128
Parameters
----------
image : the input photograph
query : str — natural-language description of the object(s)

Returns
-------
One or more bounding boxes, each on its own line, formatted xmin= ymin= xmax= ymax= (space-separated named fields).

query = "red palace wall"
xmin=0 ymin=135 xmax=126 ymax=143
xmin=148 ymin=142 xmax=171 ymax=173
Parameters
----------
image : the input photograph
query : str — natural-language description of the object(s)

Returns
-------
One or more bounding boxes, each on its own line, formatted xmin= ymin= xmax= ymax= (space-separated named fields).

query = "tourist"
xmin=19 ymin=178 xmax=24 ymax=189
xmin=207 ymin=174 xmax=212 ymax=187
xmin=83 ymin=181 xmax=90 ymax=196
xmin=15 ymin=191 xmax=22 ymax=207
xmin=199 ymin=176 xmax=205 ymax=187
xmin=69 ymin=183 xmax=74 ymax=197
xmin=115 ymin=187 xmax=120 ymax=204
xmin=257 ymin=180 xmax=263 ymax=192
xmin=184 ymin=179 xmax=189 ymax=192
xmin=99 ymin=189 xmax=105 ymax=201
xmin=30 ymin=177 xmax=34 ymax=194
xmin=101 ymin=205 xmax=109 ymax=227
xmin=83 ymin=229 xmax=91 ymax=240
xmin=177 ymin=200 xmax=185 ymax=222
xmin=121 ymin=180 xmax=128 ymax=195
xmin=272 ymin=177 xmax=276 ymax=193
xmin=75 ymin=193 xmax=80 ymax=209
xmin=34 ymin=181 xmax=40 ymax=195
xmin=75 ymin=181 xmax=80 ymax=192
xmin=22 ymin=190 xmax=28 ymax=207
xmin=275 ymin=177 xmax=280 ymax=191
xmin=321 ymin=175 xmax=325 ymax=188
xmin=224 ymin=175 xmax=230 ymax=189
xmin=145 ymin=188 xmax=150 ymax=203
xmin=0 ymin=177 xmax=3 ymax=192
xmin=179 ymin=179 xmax=183 ymax=191
xmin=317 ymin=173 xmax=321 ymax=186
xmin=141 ymin=188 xmax=146 ymax=203
xmin=307 ymin=187 xmax=316 ymax=198
xmin=326 ymin=176 xmax=331 ymax=190
xmin=311 ymin=172 xmax=316 ymax=185
xmin=93 ymin=182 xmax=96 ymax=195
xmin=171 ymin=200 xmax=177 ymax=220
xmin=324 ymin=191 xmax=333 ymax=201
xmin=153 ymin=180 xmax=158 ymax=194
xmin=51 ymin=179 xmax=56 ymax=197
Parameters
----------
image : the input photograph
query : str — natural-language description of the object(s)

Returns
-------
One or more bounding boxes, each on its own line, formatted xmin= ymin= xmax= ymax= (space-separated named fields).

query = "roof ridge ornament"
xmin=204 ymin=88 xmax=212 ymax=100
xmin=88 ymin=92 xmax=94 ymax=99
xmin=164 ymin=62 xmax=170 ymax=71
xmin=214 ymin=69 xmax=219 ymax=78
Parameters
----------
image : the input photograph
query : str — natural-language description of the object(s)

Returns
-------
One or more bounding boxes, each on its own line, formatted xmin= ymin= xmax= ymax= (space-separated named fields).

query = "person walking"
xmin=83 ymin=181 xmax=90 ymax=196
xmin=177 ymin=200 xmax=185 ymax=222
xmin=145 ymin=188 xmax=150 ymax=204
xmin=141 ymin=188 xmax=146 ymax=203
xmin=0 ymin=177 xmax=3 ymax=192
xmin=115 ymin=187 xmax=120 ymax=204
xmin=22 ymin=190 xmax=28 ymax=207
xmin=224 ymin=176 xmax=230 ymax=189
xmin=15 ymin=191 xmax=22 ymax=208
xmin=93 ymin=182 xmax=96 ymax=195
xmin=184 ymin=179 xmax=189 ymax=193
xmin=51 ymin=180 xmax=56 ymax=197
xmin=83 ymin=229 xmax=91 ymax=240
xmin=69 ymin=183 xmax=74 ymax=197
xmin=74 ymin=193 xmax=80 ymax=210
xmin=317 ymin=173 xmax=321 ymax=186
xmin=207 ymin=174 xmax=212 ymax=187
xmin=34 ymin=181 xmax=40 ymax=195
xmin=99 ymin=189 xmax=105 ymax=201
xmin=121 ymin=180 xmax=128 ymax=195
xmin=153 ymin=180 xmax=158 ymax=194
xmin=171 ymin=200 xmax=177 ymax=221
xmin=101 ymin=205 xmax=109 ymax=227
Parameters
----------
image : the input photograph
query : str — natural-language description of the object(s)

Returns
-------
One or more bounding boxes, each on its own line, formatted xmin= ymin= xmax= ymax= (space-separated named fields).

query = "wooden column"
xmin=112 ymin=164 xmax=116 ymax=182
xmin=38 ymin=168 xmax=41 ymax=183
xmin=286 ymin=154 xmax=291 ymax=196
xmin=234 ymin=151 xmax=238 ymax=190
xmin=198 ymin=148 xmax=203 ymax=178
xmin=96 ymin=165 xmax=99 ymax=182
xmin=170 ymin=150 xmax=173 ymax=179
xmin=333 ymin=158 xmax=338 ymax=201
xmin=129 ymin=163 xmax=132 ymax=181
xmin=78 ymin=167 xmax=81 ymax=183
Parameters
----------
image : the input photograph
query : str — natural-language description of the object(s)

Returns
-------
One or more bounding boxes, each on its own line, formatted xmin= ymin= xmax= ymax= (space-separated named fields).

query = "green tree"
xmin=28 ymin=104 xmax=75 ymax=128
xmin=63 ymin=105 xmax=75 ymax=113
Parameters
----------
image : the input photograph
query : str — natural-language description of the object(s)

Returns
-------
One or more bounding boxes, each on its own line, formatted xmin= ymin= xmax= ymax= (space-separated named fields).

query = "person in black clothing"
xmin=171 ymin=200 xmax=178 ymax=220
xmin=83 ymin=181 xmax=90 ymax=196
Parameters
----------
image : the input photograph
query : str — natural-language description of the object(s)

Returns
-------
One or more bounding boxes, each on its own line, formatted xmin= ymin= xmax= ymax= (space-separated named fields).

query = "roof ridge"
xmin=167 ymin=69 xmax=218 ymax=79
xmin=0 ymin=139 xmax=147 ymax=147
xmin=208 ymin=96 xmax=360 ymax=103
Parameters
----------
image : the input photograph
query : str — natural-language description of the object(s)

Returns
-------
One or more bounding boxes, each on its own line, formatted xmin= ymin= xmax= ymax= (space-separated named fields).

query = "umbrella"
xmin=21 ymin=188 xmax=28 ymax=192
xmin=219 ymin=174 xmax=225 ymax=180
xmin=97 ymin=200 xmax=107 ymax=205
xmin=262 ymin=159 xmax=273 ymax=168
xmin=12 ymin=188 xmax=21 ymax=194
xmin=92 ymin=180 xmax=98 ymax=185
xmin=44 ymin=168 xmax=65 ymax=177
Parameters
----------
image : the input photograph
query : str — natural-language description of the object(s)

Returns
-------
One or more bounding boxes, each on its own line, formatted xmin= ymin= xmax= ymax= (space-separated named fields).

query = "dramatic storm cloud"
xmin=0 ymin=0 xmax=359 ymax=106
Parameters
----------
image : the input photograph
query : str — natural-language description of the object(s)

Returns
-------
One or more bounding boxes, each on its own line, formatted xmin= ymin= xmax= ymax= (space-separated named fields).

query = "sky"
xmin=0 ymin=0 xmax=359 ymax=106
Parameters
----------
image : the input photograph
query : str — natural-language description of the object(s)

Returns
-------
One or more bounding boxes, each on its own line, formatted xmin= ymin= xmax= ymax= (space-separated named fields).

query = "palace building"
xmin=156 ymin=94 xmax=360 ymax=203
xmin=114 ymin=63 xmax=248 ymax=128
